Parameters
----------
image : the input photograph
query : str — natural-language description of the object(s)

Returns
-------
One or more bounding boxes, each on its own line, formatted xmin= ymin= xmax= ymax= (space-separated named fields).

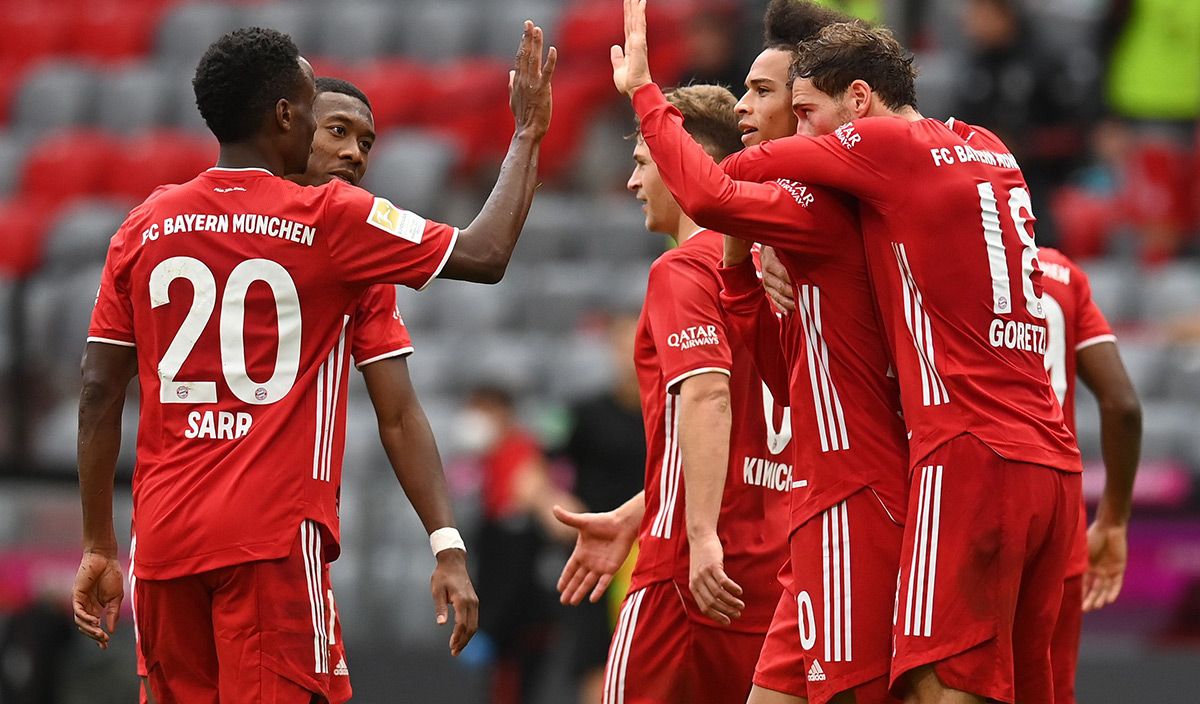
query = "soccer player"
xmin=554 ymin=85 xmax=792 ymax=704
xmin=72 ymin=23 xmax=554 ymax=703
xmin=615 ymin=3 xmax=909 ymax=703
xmin=1037 ymin=246 xmax=1139 ymax=704
xmin=618 ymin=4 xmax=1082 ymax=702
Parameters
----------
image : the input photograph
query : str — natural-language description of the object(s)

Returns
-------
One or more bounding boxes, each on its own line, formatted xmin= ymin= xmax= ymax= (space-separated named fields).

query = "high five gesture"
xmin=611 ymin=0 xmax=653 ymax=97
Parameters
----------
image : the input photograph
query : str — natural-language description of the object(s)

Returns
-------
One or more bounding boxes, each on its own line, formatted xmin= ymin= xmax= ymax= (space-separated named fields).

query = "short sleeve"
xmin=645 ymin=252 xmax=732 ymax=393
xmin=1072 ymin=268 xmax=1115 ymax=351
xmin=351 ymin=284 xmax=415 ymax=368
xmin=87 ymin=232 xmax=135 ymax=347
xmin=321 ymin=180 xmax=458 ymax=290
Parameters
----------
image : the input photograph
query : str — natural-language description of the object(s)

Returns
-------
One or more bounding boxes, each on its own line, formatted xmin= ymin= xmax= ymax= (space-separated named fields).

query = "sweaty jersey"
xmin=713 ymin=100 xmax=1081 ymax=474
xmin=630 ymin=229 xmax=790 ymax=633
xmin=89 ymin=167 xmax=456 ymax=579
xmin=1038 ymin=247 xmax=1115 ymax=576
xmin=632 ymin=84 xmax=908 ymax=530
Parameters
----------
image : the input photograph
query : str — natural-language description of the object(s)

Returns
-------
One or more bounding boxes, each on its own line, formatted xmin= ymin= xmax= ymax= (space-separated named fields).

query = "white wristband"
xmin=430 ymin=527 xmax=466 ymax=556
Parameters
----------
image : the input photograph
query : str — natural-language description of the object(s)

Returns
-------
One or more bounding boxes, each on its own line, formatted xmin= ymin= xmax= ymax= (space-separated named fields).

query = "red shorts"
xmin=602 ymin=581 xmax=763 ymax=704
xmin=890 ymin=435 xmax=1081 ymax=704
xmin=1050 ymin=574 xmax=1083 ymax=704
xmin=753 ymin=589 xmax=808 ymax=698
xmin=788 ymin=489 xmax=904 ymax=704
xmin=134 ymin=520 xmax=352 ymax=704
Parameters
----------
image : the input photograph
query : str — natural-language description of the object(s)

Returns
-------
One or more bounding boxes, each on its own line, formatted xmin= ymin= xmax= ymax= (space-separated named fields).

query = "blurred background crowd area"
xmin=0 ymin=0 xmax=1197 ymax=702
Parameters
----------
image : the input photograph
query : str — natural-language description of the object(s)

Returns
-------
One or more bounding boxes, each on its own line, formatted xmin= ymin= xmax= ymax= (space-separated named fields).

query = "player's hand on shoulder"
xmin=760 ymin=246 xmax=796 ymax=313
xmin=553 ymin=505 xmax=638 ymax=606
xmin=72 ymin=550 xmax=124 ymax=649
xmin=611 ymin=0 xmax=653 ymax=97
xmin=688 ymin=533 xmax=744 ymax=626
xmin=508 ymin=20 xmax=557 ymax=141
xmin=431 ymin=548 xmax=479 ymax=657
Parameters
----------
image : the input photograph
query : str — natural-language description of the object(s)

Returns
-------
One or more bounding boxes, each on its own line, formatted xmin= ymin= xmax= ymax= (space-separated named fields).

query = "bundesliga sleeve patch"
xmin=367 ymin=197 xmax=425 ymax=244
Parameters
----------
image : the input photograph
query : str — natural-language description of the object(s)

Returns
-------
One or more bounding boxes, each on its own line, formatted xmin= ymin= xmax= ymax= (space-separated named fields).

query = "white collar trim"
xmin=206 ymin=167 xmax=273 ymax=175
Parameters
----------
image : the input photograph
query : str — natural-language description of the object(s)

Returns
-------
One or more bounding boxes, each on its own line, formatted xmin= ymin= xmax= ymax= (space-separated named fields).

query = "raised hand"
xmin=1082 ymin=520 xmax=1127 ymax=612
xmin=554 ymin=504 xmax=639 ymax=605
xmin=509 ymin=20 xmax=558 ymax=141
xmin=611 ymin=0 xmax=653 ymax=97
xmin=430 ymin=549 xmax=479 ymax=656
xmin=688 ymin=533 xmax=744 ymax=626
xmin=72 ymin=551 xmax=123 ymax=649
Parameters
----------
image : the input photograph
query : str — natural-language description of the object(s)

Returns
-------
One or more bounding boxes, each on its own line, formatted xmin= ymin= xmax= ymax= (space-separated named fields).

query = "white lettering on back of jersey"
xmin=988 ymin=318 xmax=1047 ymax=354
xmin=741 ymin=457 xmax=797 ymax=492
xmin=185 ymin=411 xmax=253 ymax=440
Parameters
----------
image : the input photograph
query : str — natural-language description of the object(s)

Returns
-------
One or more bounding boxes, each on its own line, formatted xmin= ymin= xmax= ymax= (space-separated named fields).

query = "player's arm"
xmin=719 ymin=247 xmax=790 ymax=401
xmin=676 ymin=371 xmax=744 ymax=626
xmin=1077 ymin=341 xmax=1141 ymax=612
xmin=436 ymin=22 xmax=557 ymax=284
xmin=74 ymin=341 xmax=136 ymax=649
xmin=360 ymin=356 xmax=477 ymax=656
xmin=554 ymin=492 xmax=645 ymax=605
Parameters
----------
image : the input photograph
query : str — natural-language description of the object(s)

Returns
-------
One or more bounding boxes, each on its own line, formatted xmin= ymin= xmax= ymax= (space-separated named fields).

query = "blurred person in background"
xmin=955 ymin=0 xmax=1099 ymax=245
xmin=1037 ymin=246 xmax=1141 ymax=704
xmin=458 ymin=384 xmax=582 ymax=704
xmin=559 ymin=312 xmax=646 ymax=704
xmin=73 ymin=22 xmax=555 ymax=704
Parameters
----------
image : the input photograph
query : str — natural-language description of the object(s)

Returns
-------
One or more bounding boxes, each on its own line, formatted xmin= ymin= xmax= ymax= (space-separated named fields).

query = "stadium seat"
xmin=417 ymin=58 xmax=513 ymax=170
xmin=42 ymin=199 xmax=129 ymax=271
xmin=340 ymin=59 xmax=433 ymax=129
xmin=424 ymin=273 xmax=521 ymax=334
xmin=1114 ymin=338 xmax=1167 ymax=399
xmin=479 ymin=0 xmax=564 ymax=58
xmin=94 ymin=65 xmax=174 ymax=135
xmin=155 ymin=2 xmax=244 ymax=68
xmin=520 ymin=262 xmax=613 ymax=332
xmin=1140 ymin=262 xmax=1200 ymax=324
xmin=395 ymin=1 xmax=479 ymax=62
xmin=239 ymin=2 xmax=317 ymax=53
xmin=0 ymin=4 xmax=70 ymax=64
xmin=0 ymin=133 xmax=27 ymax=197
xmin=546 ymin=329 xmax=617 ymax=401
xmin=71 ymin=1 xmax=162 ymax=62
xmin=512 ymin=194 xmax=594 ymax=262
xmin=453 ymin=332 xmax=548 ymax=395
xmin=11 ymin=62 xmax=98 ymax=134
xmin=0 ymin=196 xmax=54 ymax=277
xmin=360 ymin=129 xmax=459 ymax=217
xmin=166 ymin=65 xmax=208 ymax=132
xmin=1078 ymin=258 xmax=1141 ymax=324
xmin=19 ymin=130 xmax=120 ymax=203
xmin=105 ymin=130 xmax=217 ymax=201
xmin=313 ymin=2 xmax=398 ymax=63
xmin=1162 ymin=344 xmax=1200 ymax=406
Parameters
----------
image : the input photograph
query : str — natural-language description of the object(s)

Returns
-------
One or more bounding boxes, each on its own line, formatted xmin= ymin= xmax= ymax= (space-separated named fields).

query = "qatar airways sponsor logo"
xmin=835 ymin=123 xmax=860 ymax=149
xmin=775 ymin=179 xmax=815 ymax=208
xmin=929 ymin=145 xmax=1019 ymax=169
xmin=667 ymin=325 xmax=719 ymax=350
xmin=184 ymin=410 xmax=253 ymax=440
xmin=988 ymin=318 xmax=1047 ymax=354
xmin=742 ymin=456 xmax=805 ymax=492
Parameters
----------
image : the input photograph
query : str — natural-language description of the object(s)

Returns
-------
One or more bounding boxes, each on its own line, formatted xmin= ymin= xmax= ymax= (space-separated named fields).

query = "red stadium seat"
xmin=0 ymin=57 xmax=34 ymax=123
xmin=19 ymin=130 xmax=120 ymax=204
xmin=70 ymin=1 xmax=163 ymax=62
xmin=105 ymin=131 xmax=218 ymax=201
xmin=419 ymin=58 xmax=515 ymax=171
xmin=343 ymin=59 xmax=434 ymax=129
xmin=0 ymin=4 xmax=70 ymax=64
xmin=0 ymin=196 xmax=55 ymax=278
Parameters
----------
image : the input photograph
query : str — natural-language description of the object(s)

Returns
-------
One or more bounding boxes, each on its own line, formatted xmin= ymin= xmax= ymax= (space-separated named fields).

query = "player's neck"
xmin=871 ymin=104 xmax=924 ymax=122
xmin=215 ymin=142 xmax=288 ymax=176
xmin=671 ymin=214 xmax=703 ymax=245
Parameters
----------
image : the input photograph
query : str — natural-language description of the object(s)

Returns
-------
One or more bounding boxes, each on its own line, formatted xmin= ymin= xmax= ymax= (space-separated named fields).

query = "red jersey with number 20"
xmin=630 ymin=229 xmax=790 ymax=634
xmin=719 ymin=106 xmax=1081 ymax=474
xmin=1038 ymin=247 xmax=1115 ymax=575
xmin=88 ymin=167 xmax=456 ymax=580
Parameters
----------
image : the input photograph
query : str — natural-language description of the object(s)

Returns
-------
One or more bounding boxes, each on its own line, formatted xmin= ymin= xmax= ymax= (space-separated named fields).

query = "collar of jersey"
xmin=206 ymin=167 xmax=274 ymax=176
xmin=679 ymin=227 xmax=709 ymax=246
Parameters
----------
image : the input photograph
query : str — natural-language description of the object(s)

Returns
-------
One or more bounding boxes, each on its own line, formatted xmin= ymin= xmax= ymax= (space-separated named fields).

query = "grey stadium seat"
xmin=240 ymin=3 xmax=317 ymax=53
xmin=94 ymin=65 xmax=173 ymax=134
xmin=1078 ymin=258 xmax=1140 ymax=324
xmin=12 ymin=62 xmax=98 ymax=134
xmin=520 ymin=261 xmax=612 ymax=332
xmin=397 ymin=1 xmax=479 ymax=62
xmin=360 ymin=130 xmax=459 ymax=218
xmin=156 ymin=2 xmax=244 ymax=68
xmin=511 ymin=194 xmax=592 ymax=262
xmin=168 ymin=65 xmax=208 ymax=132
xmin=1140 ymin=262 xmax=1200 ymax=324
xmin=42 ymin=199 xmax=129 ymax=271
xmin=479 ymin=0 xmax=563 ymax=57
xmin=313 ymin=2 xmax=398 ymax=63
xmin=0 ymin=133 xmax=27 ymax=196
xmin=546 ymin=330 xmax=617 ymax=401
xmin=1114 ymin=338 xmax=1167 ymax=399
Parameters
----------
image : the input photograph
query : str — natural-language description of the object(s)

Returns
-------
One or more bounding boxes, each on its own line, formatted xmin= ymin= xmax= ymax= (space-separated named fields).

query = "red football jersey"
xmin=630 ymin=229 xmax=790 ymax=633
xmin=633 ymin=85 xmax=909 ymax=531
xmin=713 ymin=101 xmax=1081 ymax=474
xmin=351 ymin=284 xmax=414 ymax=368
xmin=88 ymin=167 xmax=456 ymax=579
xmin=1038 ymin=247 xmax=1115 ymax=576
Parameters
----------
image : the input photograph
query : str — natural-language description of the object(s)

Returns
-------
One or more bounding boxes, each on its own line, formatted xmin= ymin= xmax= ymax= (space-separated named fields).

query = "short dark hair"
xmin=763 ymin=0 xmax=858 ymax=52
xmin=790 ymin=22 xmax=918 ymax=110
xmin=658 ymin=85 xmax=743 ymax=161
xmin=193 ymin=27 xmax=306 ymax=143
xmin=315 ymin=76 xmax=372 ymax=112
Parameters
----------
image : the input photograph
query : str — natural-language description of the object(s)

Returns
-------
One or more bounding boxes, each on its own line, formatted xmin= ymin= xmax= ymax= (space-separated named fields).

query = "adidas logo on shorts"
xmin=333 ymin=657 xmax=349 ymax=677
xmin=807 ymin=660 xmax=827 ymax=682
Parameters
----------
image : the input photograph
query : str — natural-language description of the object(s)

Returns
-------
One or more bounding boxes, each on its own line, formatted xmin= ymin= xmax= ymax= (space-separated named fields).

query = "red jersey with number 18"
xmin=630 ymin=229 xmax=791 ymax=634
xmin=718 ymin=107 xmax=1081 ymax=474
xmin=88 ymin=167 xmax=456 ymax=580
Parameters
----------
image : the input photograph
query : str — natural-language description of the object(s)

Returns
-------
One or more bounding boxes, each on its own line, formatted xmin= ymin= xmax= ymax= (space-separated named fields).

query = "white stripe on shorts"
xmin=603 ymin=588 xmax=646 ymax=704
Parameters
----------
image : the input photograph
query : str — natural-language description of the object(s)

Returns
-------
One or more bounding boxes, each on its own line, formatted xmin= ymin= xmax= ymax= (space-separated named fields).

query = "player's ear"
xmin=848 ymin=79 xmax=873 ymax=118
xmin=275 ymin=98 xmax=293 ymax=133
